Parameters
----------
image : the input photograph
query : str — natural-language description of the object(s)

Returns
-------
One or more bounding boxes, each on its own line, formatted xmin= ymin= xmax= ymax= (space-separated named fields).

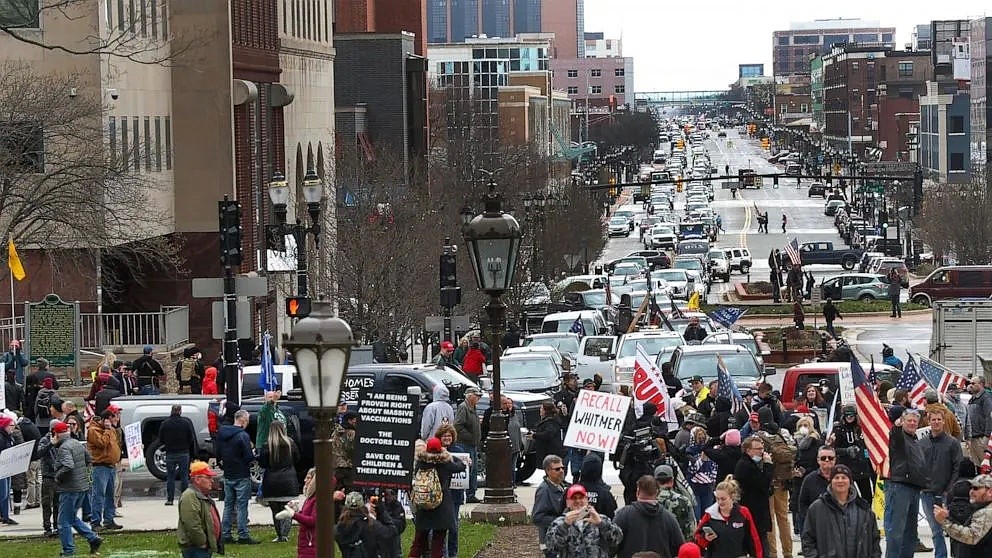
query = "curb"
xmin=737 ymin=309 xmax=930 ymax=320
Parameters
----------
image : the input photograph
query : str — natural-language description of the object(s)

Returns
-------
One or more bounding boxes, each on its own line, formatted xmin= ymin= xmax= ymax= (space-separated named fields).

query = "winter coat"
xmin=54 ymin=436 xmax=93 ymax=492
xmin=4 ymin=379 xmax=23 ymax=414
xmin=734 ymin=456 xmax=773 ymax=532
xmin=702 ymin=440 xmax=741 ymax=484
xmin=944 ymin=500 xmax=992 ymax=558
xmin=87 ymin=419 xmax=122 ymax=466
xmin=967 ymin=389 xmax=992 ymax=437
xmin=159 ymin=415 xmax=197 ymax=455
xmin=920 ymin=431 xmax=962 ymax=496
xmin=8 ymin=427 xmax=27 ymax=492
xmin=255 ymin=400 xmax=287 ymax=449
xmin=801 ymin=488 xmax=881 ymax=558
xmin=797 ymin=470 xmax=830 ymax=518
xmin=335 ymin=507 xmax=396 ymax=558
xmin=481 ymin=406 xmax=523 ymax=454
xmin=578 ymin=453 xmax=618 ymax=519
xmin=420 ymin=384 xmax=455 ymax=440
xmin=613 ymin=500 xmax=684 ymax=558
xmin=216 ymin=424 xmax=255 ymax=480
xmin=533 ymin=416 xmax=565 ymax=467
xmin=794 ymin=434 xmax=823 ymax=474
xmin=258 ymin=440 xmax=300 ymax=500
xmin=832 ymin=420 xmax=872 ymax=481
xmin=201 ymin=367 xmax=218 ymax=395
xmin=411 ymin=446 xmax=465 ymax=532
xmin=822 ymin=302 xmax=841 ymax=322
xmin=132 ymin=354 xmax=166 ymax=388
xmin=37 ymin=434 xmax=59 ymax=478
xmin=461 ymin=347 xmax=486 ymax=375
xmin=694 ymin=502 xmax=763 ymax=558
xmin=533 ymin=477 xmax=569 ymax=544
xmin=888 ymin=425 xmax=929 ymax=489
xmin=706 ymin=397 xmax=733 ymax=437
xmin=17 ymin=417 xmax=41 ymax=458
xmin=293 ymin=496 xmax=318 ymax=558
xmin=94 ymin=385 xmax=122 ymax=417
xmin=177 ymin=486 xmax=222 ymax=554
xmin=546 ymin=512 xmax=623 ymax=558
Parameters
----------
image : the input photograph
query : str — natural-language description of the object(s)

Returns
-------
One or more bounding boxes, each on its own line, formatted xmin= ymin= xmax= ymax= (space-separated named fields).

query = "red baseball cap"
xmin=108 ymin=404 xmax=122 ymax=413
xmin=189 ymin=461 xmax=216 ymax=477
xmin=441 ymin=341 xmax=455 ymax=351
xmin=566 ymin=485 xmax=587 ymax=499
xmin=51 ymin=421 xmax=69 ymax=434
xmin=0 ymin=416 xmax=13 ymax=428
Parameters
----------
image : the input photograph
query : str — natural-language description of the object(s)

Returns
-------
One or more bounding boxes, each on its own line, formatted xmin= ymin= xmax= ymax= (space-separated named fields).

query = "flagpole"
xmin=9 ymin=265 xmax=14 ymax=340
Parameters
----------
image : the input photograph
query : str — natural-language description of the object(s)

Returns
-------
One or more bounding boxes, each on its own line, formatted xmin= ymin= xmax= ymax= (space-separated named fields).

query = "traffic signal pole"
xmin=219 ymin=196 xmax=243 ymax=405
xmin=439 ymin=238 xmax=461 ymax=344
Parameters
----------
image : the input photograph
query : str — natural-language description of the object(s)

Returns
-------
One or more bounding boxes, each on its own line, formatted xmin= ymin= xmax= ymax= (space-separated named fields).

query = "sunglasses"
xmin=970 ymin=486 xmax=989 ymax=491
xmin=819 ymin=456 xmax=836 ymax=461
xmin=551 ymin=466 xmax=565 ymax=471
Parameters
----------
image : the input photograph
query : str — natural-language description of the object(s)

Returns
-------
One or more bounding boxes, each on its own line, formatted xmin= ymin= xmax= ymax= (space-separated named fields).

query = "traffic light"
xmin=218 ymin=199 xmax=242 ymax=267
xmin=440 ymin=250 xmax=457 ymax=289
xmin=826 ymin=171 xmax=832 ymax=185
xmin=286 ymin=296 xmax=311 ymax=318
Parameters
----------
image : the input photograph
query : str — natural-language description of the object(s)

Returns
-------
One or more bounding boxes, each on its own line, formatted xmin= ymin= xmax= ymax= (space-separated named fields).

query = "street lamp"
xmin=268 ymin=166 xmax=324 ymax=296
xmin=461 ymin=177 xmax=527 ymax=522
xmin=283 ymin=300 xmax=356 ymax=558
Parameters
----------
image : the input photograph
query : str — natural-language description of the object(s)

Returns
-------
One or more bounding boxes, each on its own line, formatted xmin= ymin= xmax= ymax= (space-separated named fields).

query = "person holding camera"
xmin=920 ymin=412 xmax=964 ymax=558
xmin=546 ymin=484 xmax=623 ymax=558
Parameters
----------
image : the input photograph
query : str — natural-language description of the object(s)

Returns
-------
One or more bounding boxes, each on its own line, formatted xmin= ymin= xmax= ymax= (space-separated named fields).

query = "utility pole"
xmin=218 ymin=197 xmax=242 ymax=405
xmin=439 ymin=237 xmax=460 ymax=344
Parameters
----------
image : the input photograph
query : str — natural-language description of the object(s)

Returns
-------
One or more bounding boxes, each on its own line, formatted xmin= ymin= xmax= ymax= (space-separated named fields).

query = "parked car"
xmin=497 ymin=350 xmax=566 ymax=395
xmin=778 ymin=362 xmax=902 ymax=411
xmin=608 ymin=216 xmax=631 ymax=237
xmin=708 ymin=249 xmax=731 ymax=282
xmin=627 ymin=249 xmax=672 ymax=270
xmin=522 ymin=332 xmax=581 ymax=361
xmin=575 ymin=335 xmax=618 ymax=391
xmin=724 ymin=248 xmax=752 ymax=274
xmin=612 ymin=330 xmax=686 ymax=386
xmin=819 ymin=273 xmax=891 ymax=301
xmin=664 ymin=345 xmax=773 ymax=386
xmin=702 ymin=331 xmax=766 ymax=366
xmin=542 ymin=310 xmax=610 ymax=335
xmin=909 ymin=265 xmax=992 ymax=306
xmin=824 ymin=199 xmax=847 ymax=216
xmin=870 ymin=258 xmax=910 ymax=286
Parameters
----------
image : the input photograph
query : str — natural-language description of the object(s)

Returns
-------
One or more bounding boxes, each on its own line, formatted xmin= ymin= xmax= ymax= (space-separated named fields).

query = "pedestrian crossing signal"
xmin=286 ymin=297 xmax=311 ymax=318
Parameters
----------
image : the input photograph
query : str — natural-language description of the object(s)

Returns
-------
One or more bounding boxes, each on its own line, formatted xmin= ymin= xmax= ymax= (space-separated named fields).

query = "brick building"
xmin=550 ymin=55 xmax=633 ymax=109
xmin=427 ymin=0 xmax=583 ymax=58
xmin=774 ymin=18 xmax=895 ymax=76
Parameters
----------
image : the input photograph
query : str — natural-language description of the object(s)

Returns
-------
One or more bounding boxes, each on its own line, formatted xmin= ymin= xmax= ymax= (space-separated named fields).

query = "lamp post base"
xmin=468 ymin=501 xmax=529 ymax=524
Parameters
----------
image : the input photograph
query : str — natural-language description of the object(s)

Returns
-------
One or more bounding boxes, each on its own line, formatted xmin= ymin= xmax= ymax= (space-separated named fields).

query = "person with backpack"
xmin=25 ymin=359 xmax=59 ymax=423
xmin=336 ymin=491 xmax=396 ymax=558
xmin=175 ymin=347 xmax=205 ymax=394
xmin=407 ymin=436 xmax=466 ymax=558
xmin=132 ymin=346 xmax=166 ymax=394
xmin=753 ymin=407 xmax=797 ymax=558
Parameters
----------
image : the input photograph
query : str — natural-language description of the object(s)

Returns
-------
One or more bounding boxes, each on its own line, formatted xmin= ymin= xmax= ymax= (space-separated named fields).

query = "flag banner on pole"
xmin=823 ymin=390 xmax=840 ymax=439
xmin=633 ymin=345 xmax=678 ymax=425
xmin=687 ymin=291 xmax=701 ymax=312
xmin=259 ymin=331 xmax=279 ymax=392
xmin=668 ymin=294 xmax=685 ymax=319
xmin=851 ymin=353 xmax=892 ymax=477
xmin=716 ymin=355 xmax=744 ymax=415
xmin=895 ymin=354 xmax=928 ymax=408
xmin=7 ymin=239 xmax=25 ymax=281
xmin=918 ymin=355 xmax=969 ymax=395
xmin=784 ymin=238 xmax=802 ymax=266
xmin=868 ymin=355 xmax=878 ymax=386
xmin=708 ymin=307 xmax=747 ymax=329
xmin=569 ymin=316 xmax=586 ymax=337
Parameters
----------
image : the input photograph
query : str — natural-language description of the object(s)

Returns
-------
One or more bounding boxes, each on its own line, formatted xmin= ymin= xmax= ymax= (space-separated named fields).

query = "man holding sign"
xmin=0 ymin=415 xmax=20 ymax=525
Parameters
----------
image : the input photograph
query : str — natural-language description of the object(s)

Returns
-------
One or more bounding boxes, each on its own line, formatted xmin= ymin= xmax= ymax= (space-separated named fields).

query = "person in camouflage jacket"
xmin=332 ymin=412 xmax=357 ymax=492
xmin=546 ymin=485 xmax=623 ymax=558
xmin=655 ymin=464 xmax=697 ymax=541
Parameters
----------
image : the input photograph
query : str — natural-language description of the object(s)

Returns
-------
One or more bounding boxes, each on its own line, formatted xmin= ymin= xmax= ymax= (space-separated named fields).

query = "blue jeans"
xmin=0 ymin=477 xmax=9 ymax=520
xmin=166 ymin=452 xmax=191 ymax=502
xmin=884 ymin=481 xmax=920 ymax=558
xmin=891 ymin=295 xmax=902 ymax=317
xmin=920 ymin=492 xmax=947 ymax=558
xmin=58 ymin=491 xmax=99 ymax=556
xmin=826 ymin=321 xmax=837 ymax=339
xmin=182 ymin=548 xmax=212 ymax=558
xmin=90 ymin=465 xmax=117 ymax=525
xmin=221 ymin=477 xmax=252 ymax=540
xmin=466 ymin=446 xmax=478 ymax=500
xmin=446 ymin=503 xmax=462 ymax=557
xmin=566 ymin=448 xmax=585 ymax=482
xmin=691 ymin=483 xmax=714 ymax=521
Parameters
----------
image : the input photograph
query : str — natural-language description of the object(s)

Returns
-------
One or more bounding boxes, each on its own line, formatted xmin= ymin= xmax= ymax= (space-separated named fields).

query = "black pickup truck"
xmin=787 ymin=241 xmax=863 ymax=270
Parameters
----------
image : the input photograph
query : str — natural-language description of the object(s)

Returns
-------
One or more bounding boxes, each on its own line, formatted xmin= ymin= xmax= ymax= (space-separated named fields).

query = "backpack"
xmin=179 ymin=358 xmax=196 ymax=383
xmin=759 ymin=430 xmax=797 ymax=481
xmin=409 ymin=466 xmax=443 ymax=510
xmin=36 ymin=388 xmax=56 ymax=418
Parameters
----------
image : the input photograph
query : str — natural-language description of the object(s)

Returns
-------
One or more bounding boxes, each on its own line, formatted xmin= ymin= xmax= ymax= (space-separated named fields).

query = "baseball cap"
xmin=654 ymin=464 xmax=674 ymax=482
xmin=690 ymin=375 xmax=704 ymax=383
xmin=0 ymin=416 xmax=13 ymax=428
xmin=465 ymin=387 xmax=483 ymax=396
xmin=51 ymin=421 xmax=69 ymax=434
xmin=441 ymin=341 xmax=455 ymax=351
xmin=582 ymin=378 xmax=596 ymax=388
xmin=108 ymin=404 xmax=122 ymax=413
xmin=969 ymin=474 xmax=992 ymax=489
xmin=189 ymin=461 xmax=216 ymax=477
xmin=344 ymin=491 xmax=365 ymax=509
xmin=565 ymin=485 xmax=587 ymax=499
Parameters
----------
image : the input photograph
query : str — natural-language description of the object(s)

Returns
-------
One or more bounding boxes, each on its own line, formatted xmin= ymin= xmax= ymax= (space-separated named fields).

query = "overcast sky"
xmin=583 ymin=1 xmax=990 ymax=91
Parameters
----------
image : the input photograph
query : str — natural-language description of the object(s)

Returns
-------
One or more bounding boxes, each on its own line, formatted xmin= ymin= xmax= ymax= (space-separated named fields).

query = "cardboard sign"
xmin=563 ymin=390 xmax=631 ymax=453
xmin=353 ymin=389 xmax=419 ymax=490
xmin=449 ymin=452 xmax=470 ymax=490
xmin=123 ymin=422 xmax=145 ymax=472
xmin=0 ymin=440 xmax=36 ymax=480
xmin=837 ymin=365 xmax=855 ymax=406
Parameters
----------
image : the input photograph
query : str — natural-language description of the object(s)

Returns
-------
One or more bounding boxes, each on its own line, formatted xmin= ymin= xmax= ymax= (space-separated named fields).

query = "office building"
xmin=335 ymin=0 xmax=429 ymax=55
xmin=971 ymin=17 xmax=991 ymax=175
xmin=584 ymin=32 xmax=622 ymax=58
xmin=739 ymin=64 xmax=765 ymax=78
xmin=919 ymin=81 xmax=971 ymax=183
xmin=773 ymin=18 xmax=895 ymax=75
xmin=550 ymin=55 xmax=633 ymax=109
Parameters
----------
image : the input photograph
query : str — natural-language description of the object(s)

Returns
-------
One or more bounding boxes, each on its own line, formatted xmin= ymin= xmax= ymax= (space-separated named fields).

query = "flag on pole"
xmin=716 ymin=355 xmax=744 ymax=415
xmin=850 ymin=353 xmax=892 ymax=477
xmin=918 ymin=355 xmax=969 ymax=395
xmin=633 ymin=345 xmax=678 ymax=424
xmin=868 ymin=355 xmax=878 ymax=386
xmin=687 ymin=291 xmax=701 ymax=312
xmin=7 ymin=239 xmax=25 ymax=281
xmin=823 ymin=390 xmax=840 ymax=439
xmin=895 ymin=354 xmax=928 ymax=408
xmin=259 ymin=331 xmax=279 ymax=392
xmin=668 ymin=294 xmax=685 ymax=319
xmin=569 ymin=316 xmax=586 ymax=337
xmin=783 ymin=238 xmax=802 ymax=266
xmin=708 ymin=306 xmax=747 ymax=329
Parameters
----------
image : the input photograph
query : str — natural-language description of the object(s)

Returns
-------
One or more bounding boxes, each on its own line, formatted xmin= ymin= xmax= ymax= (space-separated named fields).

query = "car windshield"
xmin=619 ymin=337 xmax=684 ymax=357
xmin=654 ymin=270 xmax=687 ymax=282
xmin=709 ymin=250 xmax=725 ymax=260
xmin=580 ymin=291 xmax=608 ymax=307
xmin=675 ymin=259 xmax=703 ymax=271
xmin=614 ymin=265 xmax=640 ymax=276
xmin=704 ymin=335 xmax=759 ymax=356
xmin=525 ymin=336 xmax=579 ymax=354
xmin=500 ymin=357 xmax=559 ymax=381
xmin=675 ymin=351 xmax=760 ymax=380
xmin=679 ymin=223 xmax=706 ymax=236
xmin=652 ymin=227 xmax=674 ymax=235
xmin=610 ymin=217 xmax=627 ymax=225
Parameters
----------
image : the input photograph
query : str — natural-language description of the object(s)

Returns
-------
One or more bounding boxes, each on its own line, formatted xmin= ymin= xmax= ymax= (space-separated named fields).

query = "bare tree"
xmin=0 ymin=61 xmax=181 ymax=298
xmin=917 ymin=170 xmax=992 ymax=265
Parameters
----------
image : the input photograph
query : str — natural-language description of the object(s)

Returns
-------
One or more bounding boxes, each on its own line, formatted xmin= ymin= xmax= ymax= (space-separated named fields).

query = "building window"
xmin=882 ymin=33 xmax=893 ymax=43
xmin=0 ymin=0 xmax=40 ymax=28
xmin=590 ymin=85 xmax=602 ymax=94
xmin=154 ymin=116 xmax=162 ymax=171
xmin=800 ymin=104 xmax=809 ymax=112
xmin=567 ymin=69 xmax=578 ymax=78
xmin=615 ymin=68 xmax=625 ymax=77
xmin=794 ymin=35 xmax=819 ymax=45
xmin=778 ymin=36 xmax=790 ymax=46
xmin=121 ymin=116 xmax=129 ymax=171
xmin=164 ymin=116 xmax=172 ymax=170
xmin=567 ymin=86 xmax=578 ymax=94
xmin=132 ymin=117 xmax=140 ymax=171
xmin=144 ymin=117 xmax=151 ymax=170
xmin=109 ymin=116 xmax=117 ymax=165
xmin=950 ymin=152 xmax=965 ymax=170
xmin=590 ymin=69 xmax=601 ymax=77
xmin=898 ymin=62 xmax=913 ymax=76
xmin=949 ymin=115 xmax=965 ymax=133
xmin=614 ymin=84 xmax=625 ymax=93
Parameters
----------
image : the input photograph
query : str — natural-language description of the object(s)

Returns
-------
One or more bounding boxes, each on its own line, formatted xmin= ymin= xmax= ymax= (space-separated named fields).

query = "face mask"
xmin=751 ymin=455 xmax=763 ymax=463
xmin=799 ymin=426 xmax=810 ymax=436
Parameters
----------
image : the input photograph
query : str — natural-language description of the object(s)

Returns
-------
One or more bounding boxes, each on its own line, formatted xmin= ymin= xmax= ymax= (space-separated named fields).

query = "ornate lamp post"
xmin=268 ymin=167 xmax=324 ymax=296
xmin=283 ymin=302 xmax=356 ymax=558
xmin=462 ymin=178 xmax=527 ymax=522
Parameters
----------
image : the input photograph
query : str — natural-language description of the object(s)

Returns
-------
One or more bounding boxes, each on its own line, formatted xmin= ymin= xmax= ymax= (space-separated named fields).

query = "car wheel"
xmin=912 ymin=294 xmax=931 ymax=307
xmin=515 ymin=453 xmax=538 ymax=483
xmin=858 ymin=294 xmax=875 ymax=301
xmin=841 ymin=256 xmax=856 ymax=270
xmin=740 ymin=263 xmax=750 ymax=274
xmin=145 ymin=439 xmax=168 ymax=481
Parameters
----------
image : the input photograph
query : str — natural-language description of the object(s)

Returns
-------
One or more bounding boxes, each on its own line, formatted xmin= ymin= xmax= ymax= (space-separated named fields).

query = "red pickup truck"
xmin=779 ymin=362 xmax=902 ymax=411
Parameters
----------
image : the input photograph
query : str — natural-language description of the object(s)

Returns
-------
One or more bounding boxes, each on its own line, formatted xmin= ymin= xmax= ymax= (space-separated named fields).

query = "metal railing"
xmin=0 ymin=316 xmax=25 ymax=349
xmin=3 ymin=306 xmax=189 ymax=353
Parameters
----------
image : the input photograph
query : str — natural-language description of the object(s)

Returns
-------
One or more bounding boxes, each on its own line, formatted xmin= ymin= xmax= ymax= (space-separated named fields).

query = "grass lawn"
xmin=3 ymin=522 xmax=497 ymax=558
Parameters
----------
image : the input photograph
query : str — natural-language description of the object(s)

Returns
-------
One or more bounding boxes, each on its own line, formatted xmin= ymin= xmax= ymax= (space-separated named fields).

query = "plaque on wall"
xmin=25 ymin=294 xmax=80 ymax=379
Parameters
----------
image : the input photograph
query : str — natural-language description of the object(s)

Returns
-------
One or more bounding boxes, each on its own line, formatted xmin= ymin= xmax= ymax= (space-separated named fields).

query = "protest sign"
xmin=449 ymin=452 xmax=470 ymax=490
xmin=353 ymin=388 xmax=419 ymax=490
xmin=123 ymin=422 xmax=145 ymax=472
xmin=0 ymin=440 xmax=36 ymax=480
xmin=563 ymin=390 xmax=631 ymax=453
xmin=0 ymin=363 xmax=5 ymax=410
xmin=632 ymin=346 xmax=678 ymax=431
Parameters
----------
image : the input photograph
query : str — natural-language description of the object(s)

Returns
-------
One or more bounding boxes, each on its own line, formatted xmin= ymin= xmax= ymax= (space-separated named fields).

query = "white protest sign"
xmin=837 ymin=365 xmax=855 ymax=406
xmin=449 ymin=452 xmax=470 ymax=490
xmin=0 ymin=363 xmax=6 ymax=411
xmin=123 ymin=422 xmax=145 ymax=472
xmin=563 ymin=390 xmax=631 ymax=454
xmin=0 ymin=440 xmax=36 ymax=480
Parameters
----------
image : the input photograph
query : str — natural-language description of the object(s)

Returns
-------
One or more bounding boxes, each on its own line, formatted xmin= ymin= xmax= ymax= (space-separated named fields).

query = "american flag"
xmin=784 ymin=238 xmax=802 ymax=265
xmin=918 ymin=356 xmax=969 ymax=395
xmin=569 ymin=316 xmax=586 ymax=337
xmin=895 ymin=354 xmax=929 ymax=408
xmin=668 ymin=294 xmax=686 ymax=319
xmin=716 ymin=355 xmax=744 ymax=415
xmin=867 ymin=356 xmax=878 ymax=386
xmin=850 ymin=353 xmax=892 ymax=476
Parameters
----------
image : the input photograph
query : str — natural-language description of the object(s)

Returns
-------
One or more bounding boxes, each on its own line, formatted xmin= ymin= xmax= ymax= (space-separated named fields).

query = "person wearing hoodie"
xmin=578 ymin=453 xmax=618 ymax=519
xmin=407 ymin=437 xmax=465 ymax=558
xmin=735 ymin=436 xmax=774 ymax=557
xmin=201 ymin=367 xmax=218 ymax=395
xmin=420 ymin=384 xmax=455 ymax=441
xmin=705 ymin=397 xmax=733 ymax=438
xmin=753 ymin=407 xmax=796 ymax=558
xmin=335 ymin=491 xmax=396 ymax=558
xmin=801 ymin=464 xmax=881 ymax=558
xmin=702 ymin=429 xmax=742 ymax=484
xmin=614 ymin=476 xmax=684 ymax=558
xmin=217 ymin=409 xmax=259 ymax=545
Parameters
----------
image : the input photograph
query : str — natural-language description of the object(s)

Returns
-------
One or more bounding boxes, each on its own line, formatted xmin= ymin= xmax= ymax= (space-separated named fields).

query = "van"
xmin=541 ymin=310 xmax=609 ymax=336
xmin=909 ymin=265 xmax=992 ymax=306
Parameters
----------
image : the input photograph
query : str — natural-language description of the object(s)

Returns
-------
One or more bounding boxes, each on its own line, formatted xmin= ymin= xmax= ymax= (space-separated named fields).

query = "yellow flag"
xmin=688 ymin=291 xmax=700 ymax=311
xmin=8 ymin=239 xmax=26 ymax=281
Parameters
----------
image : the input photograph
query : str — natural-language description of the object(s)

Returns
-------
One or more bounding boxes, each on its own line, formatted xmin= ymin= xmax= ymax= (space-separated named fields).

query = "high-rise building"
xmin=584 ymin=32 xmax=622 ymax=58
xmin=912 ymin=24 xmax=932 ymax=51
xmin=335 ymin=0 xmax=429 ymax=55
xmin=773 ymin=18 xmax=895 ymax=76
xmin=970 ymin=17 xmax=991 ymax=175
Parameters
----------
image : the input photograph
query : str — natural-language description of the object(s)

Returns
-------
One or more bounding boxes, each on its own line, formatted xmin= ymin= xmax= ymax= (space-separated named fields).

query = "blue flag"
xmin=259 ymin=331 xmax=279 ymax=391
xmin=708 ymin=306 xmax=747 ymax=329
xmin=569 ymin=316 xmax=586 ymax=337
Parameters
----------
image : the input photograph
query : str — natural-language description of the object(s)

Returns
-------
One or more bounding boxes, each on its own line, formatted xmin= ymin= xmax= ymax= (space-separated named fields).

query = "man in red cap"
xmin=53 ymin=419 xmax=104 ymax=556
xmin=546 ymin=483 xmax=623 ymax=557
xmin=433 ymin=340 xmax=456 ymax=367
xmin=178 ymin=461 xmax=222 ymax=558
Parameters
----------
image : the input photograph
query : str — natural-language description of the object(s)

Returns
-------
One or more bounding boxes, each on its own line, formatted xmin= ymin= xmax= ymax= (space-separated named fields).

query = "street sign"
xmin=563 ymin=254 xmax=582 ymax=269
xmin=425 ymin=314 xmax=470 ymax=333
xmin=192 ymin=276 xmax=268 ymax=298
xmin=212 ymin=300 xmax=252 ymax=339
xmin=863 ymin=161 xmax=915 ymax=175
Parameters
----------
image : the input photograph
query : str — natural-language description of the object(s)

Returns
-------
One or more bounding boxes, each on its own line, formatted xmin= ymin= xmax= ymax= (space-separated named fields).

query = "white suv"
xmin=708 ymin=249 xmax=731 ymax=282
xmin=724 ymin=248 xmax=752 ymax=274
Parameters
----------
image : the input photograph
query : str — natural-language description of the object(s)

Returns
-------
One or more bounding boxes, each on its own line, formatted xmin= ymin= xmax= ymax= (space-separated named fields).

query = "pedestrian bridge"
xmin=634 ymin=90 xmax=737 ymax=106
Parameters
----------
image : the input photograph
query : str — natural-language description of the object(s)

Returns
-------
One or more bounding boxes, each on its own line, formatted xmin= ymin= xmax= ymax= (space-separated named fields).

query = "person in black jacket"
xmin=377 ymin=489 xmax=406 ymax=558
xmin=132 ymin=346 xmax=166 ymax=394
xmin=93 ymin=372 xmax=123 ymax=416
xmin=920 ymin=412 xmax=963 ymax=558
xmin=217 ymin=409 xmax=258 ymax=544
xmin=4 ymin=369 xmax=23 ymax=415
xmin=797 ymin=446 xmax=836 ymax=538
xmin=335 ymin=491 xmax=396 ymax=558
xmin=258 ymin=421 xmax=300 ymax=542
xmin=828 ymin=405 xmax=874 ymax=501
xmin=24 ymin=359 xmax=59 ymax=425
xmin=613 ymin=476 xmax=685 ymax=558
xmin=946 ymin=460 xmax=977 ymax=558
xmin=706 ymin=397 xmax=733 ymax=437
xmin=407 ymin=437 xmax=466 ymax=558
xmin=159 ymin=405 xmax=197 ymax=506
xmin=532 ymin=402 xmax=566 ymax=470
xmin=532 ymin=454 xmax=568 ymax=558
xmin=885 ymin=409 xmax=930 ymax=558
xmin=578 ymin=452 xmax=618 ymax=519
xmin=702 ymin=429 xmax=742 ymax=484
xmin=734 ymin=436 xmax=774 ymax=556
xmin=801 ymin=464 xmax=881 ymax=558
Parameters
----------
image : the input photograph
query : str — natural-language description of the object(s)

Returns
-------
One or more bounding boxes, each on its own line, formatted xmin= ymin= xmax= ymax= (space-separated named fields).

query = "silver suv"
xmin=708 ymin=249 xmax=731 ymax=282
xmin=723 ymin=248 xmax=752 ymax=274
